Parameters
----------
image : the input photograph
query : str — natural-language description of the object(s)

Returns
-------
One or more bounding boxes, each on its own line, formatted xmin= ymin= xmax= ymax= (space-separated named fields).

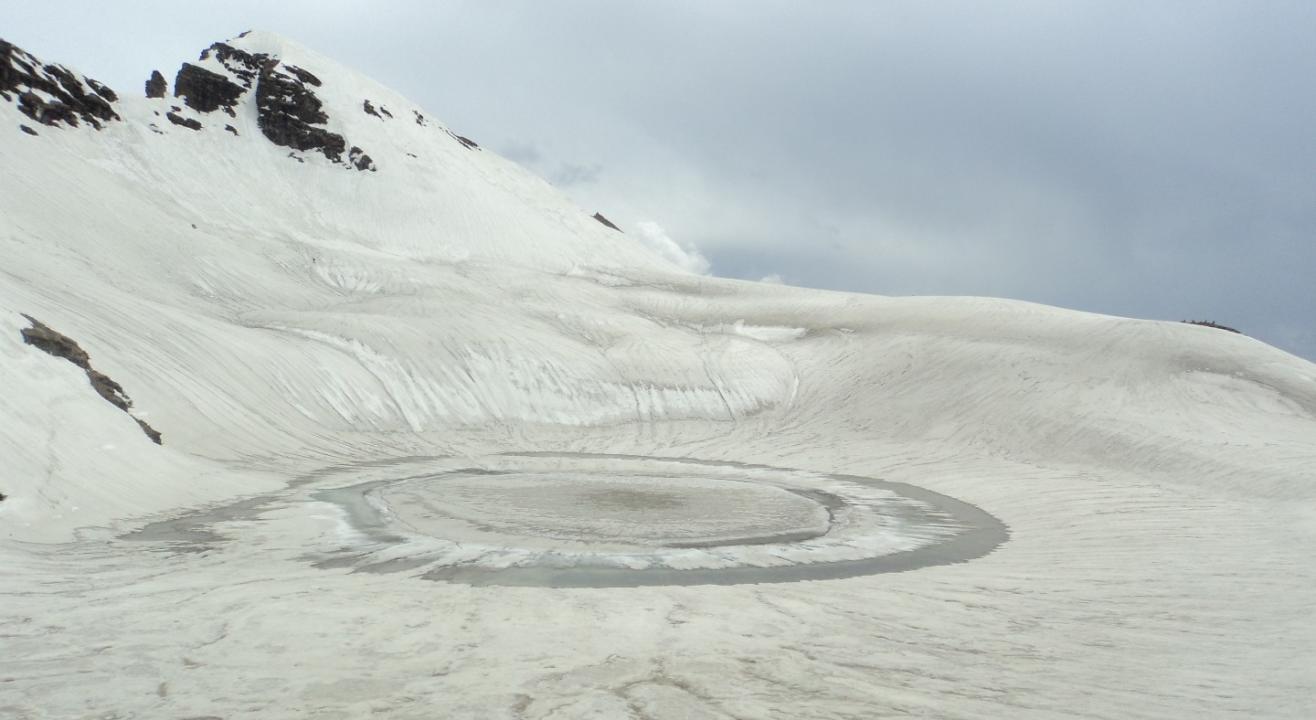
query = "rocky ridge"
xmin=175 ymin=37 xmax=376 ymax=171
xmin=2 ymin=33 xmax=385 ymax=172
xmin=0 ymin=38 xmax=120 ymax=129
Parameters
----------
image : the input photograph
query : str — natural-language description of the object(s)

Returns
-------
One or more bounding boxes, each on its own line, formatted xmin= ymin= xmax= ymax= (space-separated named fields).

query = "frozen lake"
xmin=126 ymin=454 xmax=1007 ymax=588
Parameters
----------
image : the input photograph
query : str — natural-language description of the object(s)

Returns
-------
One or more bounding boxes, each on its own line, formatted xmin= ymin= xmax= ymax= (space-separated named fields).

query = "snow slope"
xmin=2 ymin=32 xmax=1314 ymax=719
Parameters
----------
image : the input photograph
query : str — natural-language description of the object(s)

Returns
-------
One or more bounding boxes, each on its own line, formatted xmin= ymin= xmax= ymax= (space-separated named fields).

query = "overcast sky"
xmin=7 ymin=1 xmax=1315 ymax=360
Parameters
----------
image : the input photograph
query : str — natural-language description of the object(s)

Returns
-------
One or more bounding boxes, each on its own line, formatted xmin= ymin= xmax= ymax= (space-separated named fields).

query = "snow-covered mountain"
xmin=2 ymin=32 xmax=1314 ymax=719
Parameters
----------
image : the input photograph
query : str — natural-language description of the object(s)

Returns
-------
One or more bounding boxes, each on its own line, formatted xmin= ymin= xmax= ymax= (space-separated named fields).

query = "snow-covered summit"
xmin=1 ymin=31 xmax=670 ymax=272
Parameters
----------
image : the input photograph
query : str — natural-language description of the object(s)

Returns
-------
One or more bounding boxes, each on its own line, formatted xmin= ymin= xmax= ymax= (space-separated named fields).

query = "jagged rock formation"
xmin=174 ymin=62 xmax=244 ymax=115
xmin=1 ymin=38 xmax=119 ymax=129
xmin=145 ymin=69 xmax=167 ymax=98
xmin=169 ymin=40 xmax=377 ymax=170
xmin=19 ymin=315 xmax=162 ymax=445
xmin=254 ymin=60 xmax=348 ymax=162
xmin=2 ymin=36 xmax=373 ymax=172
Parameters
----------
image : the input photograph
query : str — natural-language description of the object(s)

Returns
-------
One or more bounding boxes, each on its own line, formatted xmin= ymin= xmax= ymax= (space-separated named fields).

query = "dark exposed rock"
xmin=19 ymin=91 xmax=74 ymax=126
xmin=174 ymin=63 xmax=244 ymax=115
xmin=1 ymin=39 xmax=120 ymax=129
xmin=1183 ymin=320 xmax=1242 ymax=334
xmin=86 ymin=78 xmax=117 ymax=102
xmin=136 ymin=419 xmax=163 ymax=445
xmin=140 ymin=418 xmax=164 ymax=445
xmin=349 ymin=146 xmax=376 ymax=171
xmin=592 ymin=213 xmax=622 ymax=232
xmin=160 ymin=38 xmax=376 ymax=171
xmin=20 ymin=124 xmax=37 ymax=136
xmin=284 ymin=64 xmax=321 ymax=86
xmin=19 ymin=315 xmax=162 ymax=445
xmin=455 ymin=134 xmax=479 ymax=150
xmin=256 ymin=62 xmax=346 ymax=162
xmin=145 ymin=69 xmax=167 ymax=98
xmin=86 ymin=368 xmax=132 ymax=411
xmin=199 ymin=42 xmax=268 ymax=88
xmin=166 ymin=111 xmax=202 ymax=130
xmin=21 ymin=316 xmax=91 ymax=368
xmin=413 ymin=110 xmax=427 ymax=126
xmin=363 ymin=100 xmax=394 ymax=120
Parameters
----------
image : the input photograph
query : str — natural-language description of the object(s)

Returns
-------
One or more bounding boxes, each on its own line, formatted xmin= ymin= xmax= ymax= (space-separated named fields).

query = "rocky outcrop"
xmin=199 ymin=41 xmax=266 ymax=87
xmin=363 ymin=99 xmax=393 ymax=120
xmin=19 ymin=124 xmax=37 ymax=136
xmin=349 ymin=146 xmax=376 ymax=171
xmin=5 ymin=35 xmax=377 ymax=170
xmin=283 ymin=64 xmax=321 ymax=87
xmin=170 ymin=40 xmax=376 ymax=171
xmin=592 ymin=213 xmax=622 ymax=232
xmin=174 ymin=63 xmax=244 ymax=115
xmin=85 ymin=78 xmax=117 ymax=102
xmin=255 ymin=62 xmax=348 ymax=163
xmin=20 ymin=315 xmax=162 ymax=445
xmin=166 ymin=111 xmax=201 ymax=130
xmin=1 ymin=38 xmax=120 ymax=129
xmin=145 ymin=70 xmax=167 ymax=98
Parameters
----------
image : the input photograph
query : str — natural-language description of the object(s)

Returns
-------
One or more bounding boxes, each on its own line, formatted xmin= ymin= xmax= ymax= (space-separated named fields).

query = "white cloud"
xmin=634 ymin=220 xmax=711 ymax=274
xmin=759 ymin=273 xmax=784 ymax=284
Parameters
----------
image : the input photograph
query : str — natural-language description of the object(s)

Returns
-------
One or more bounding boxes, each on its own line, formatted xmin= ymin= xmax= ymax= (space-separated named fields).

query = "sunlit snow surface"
xmin=2 ymin=31 xmax=1316 ymax=720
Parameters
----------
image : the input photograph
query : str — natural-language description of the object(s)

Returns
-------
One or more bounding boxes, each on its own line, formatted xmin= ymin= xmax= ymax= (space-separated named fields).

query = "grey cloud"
xmin=550 ymin=162 xmax=602 ymax=187
xmin=498 ymin=141 xmax=543 ymax=168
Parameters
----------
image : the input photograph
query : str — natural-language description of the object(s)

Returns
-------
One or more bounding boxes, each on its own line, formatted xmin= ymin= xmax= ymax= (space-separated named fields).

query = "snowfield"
xmin=2 ymin=31 xmax=1315 ymax=719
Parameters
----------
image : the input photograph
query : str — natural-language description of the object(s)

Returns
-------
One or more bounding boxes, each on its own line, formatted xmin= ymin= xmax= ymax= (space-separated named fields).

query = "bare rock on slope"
xmin=145 ymin=69 xmax=167 ymax=98
xmin=1 ymin=38 xmax=120 ymax=129
xmin=20 ymin=315 xmax=163 ymax=445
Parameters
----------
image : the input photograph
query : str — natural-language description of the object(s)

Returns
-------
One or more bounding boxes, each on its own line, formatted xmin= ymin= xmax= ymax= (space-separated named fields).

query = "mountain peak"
xmin=1 ymin=32 xmax=676 ymax=274
xmin=165 ymin=31 xmax=379 ymax=170
xmin=221 ymin=29 xmax=318 ymax=59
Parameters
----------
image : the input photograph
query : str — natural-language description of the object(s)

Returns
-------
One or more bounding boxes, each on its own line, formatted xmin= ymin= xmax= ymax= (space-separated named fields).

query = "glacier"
xmin=2 ymin=31 xmax=1315 ymax=719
